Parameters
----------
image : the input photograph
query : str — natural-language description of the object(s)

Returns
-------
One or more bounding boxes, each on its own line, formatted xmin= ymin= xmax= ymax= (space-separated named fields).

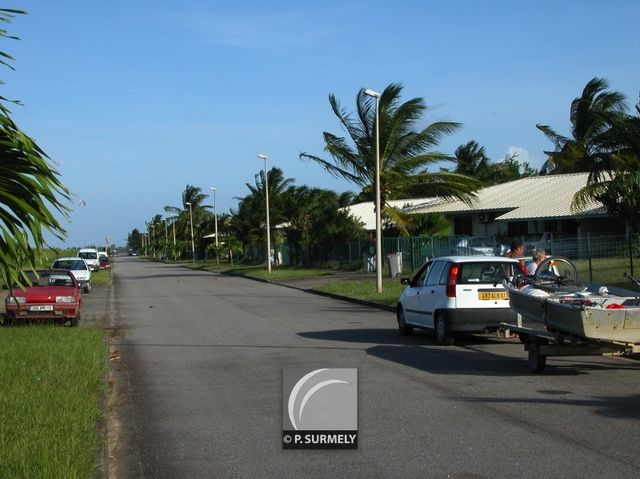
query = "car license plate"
xmin=478 ymin=291 xmax=508 ymax=300
xmin=29 ymin=305 xmax=54 ymax=311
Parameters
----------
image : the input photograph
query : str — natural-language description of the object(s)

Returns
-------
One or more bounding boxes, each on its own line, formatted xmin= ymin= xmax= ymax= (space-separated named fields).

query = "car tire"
xmin=397 ymin=307 xmax=413 ymax=336
xmin=70 ymin=312 xmax=81 ymax=328
xmin=435 ymin=314 xmax=454 ymax=345
xmin=84 ymin=284 xmax=91 ymax=294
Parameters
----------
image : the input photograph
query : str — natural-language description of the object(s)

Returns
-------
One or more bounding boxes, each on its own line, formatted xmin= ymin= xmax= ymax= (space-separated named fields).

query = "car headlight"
xmin=6 ymin=296 xmax=26 ymax=304
xmin=56 ymin=296 xmax=75 ymax=303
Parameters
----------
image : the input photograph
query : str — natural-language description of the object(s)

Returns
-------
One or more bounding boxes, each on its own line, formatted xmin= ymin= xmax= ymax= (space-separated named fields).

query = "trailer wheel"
xmin=528 ymin=342 xmax=547 ymax=373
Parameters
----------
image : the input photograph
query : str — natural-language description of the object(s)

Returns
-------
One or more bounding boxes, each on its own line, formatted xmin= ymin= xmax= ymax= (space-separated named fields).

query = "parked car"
xmin=129 ymin=249 xmax=139 ymax=256
xmin=99 ymin=256 xmax=111 ymax=269
xmin=78 ymin=248 xmax=100 ymax=271
xmin=51 ymin=257 xmax=92 ymax=293
xmin=524 ymin=232 xmax=579 ymax=257
xmin=3 ymin=269 xmax=83 ymax=326
xmin=397 ymin=256 xmax=525 ymax=344
xmin=453 ymin=237 xmax=496 ymax=256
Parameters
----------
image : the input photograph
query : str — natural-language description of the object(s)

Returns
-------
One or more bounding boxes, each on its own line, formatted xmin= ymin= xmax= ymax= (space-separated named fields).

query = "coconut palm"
xmin=537 ymin=77 xmax=628 ymax=180
xmin=0 ymin=9 xmax=70 ymax=289
xmin=164 ymin=185 xmax=209 ymax=238
xmin=300 ymin=83 xmax=480 ymax=233
xmin=230 ymin=168 xmax=294 ymax=256
xmin=451 ymin=140 xmax=492 ymax=181
xmin=572 ymin=99 xmax=640 ymax=230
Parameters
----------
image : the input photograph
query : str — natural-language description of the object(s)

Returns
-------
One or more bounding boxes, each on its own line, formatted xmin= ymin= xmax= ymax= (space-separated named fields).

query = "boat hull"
xmin=508 ymin=287 xmax=640 ymax=344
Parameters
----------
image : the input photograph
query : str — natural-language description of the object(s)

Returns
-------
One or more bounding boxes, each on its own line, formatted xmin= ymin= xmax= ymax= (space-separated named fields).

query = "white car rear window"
xmin=458 ymin=262 xmax=515 ymax=285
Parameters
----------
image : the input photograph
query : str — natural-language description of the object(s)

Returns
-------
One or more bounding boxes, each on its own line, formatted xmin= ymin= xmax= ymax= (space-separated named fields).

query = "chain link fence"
xmin=241 ymin=233 xmax=640 ymax=290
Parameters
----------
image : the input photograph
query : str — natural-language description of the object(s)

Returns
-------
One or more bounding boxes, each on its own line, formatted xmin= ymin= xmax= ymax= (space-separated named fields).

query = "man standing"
xmin=504 ymin=240 xmax=524 ymax=259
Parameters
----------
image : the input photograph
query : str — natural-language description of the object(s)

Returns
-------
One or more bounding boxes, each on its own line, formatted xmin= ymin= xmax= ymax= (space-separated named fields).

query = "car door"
xmin=402 ymin=261 xmax=432 ymax=325
xmin=417 ymin=260 xmax=446 ymax=327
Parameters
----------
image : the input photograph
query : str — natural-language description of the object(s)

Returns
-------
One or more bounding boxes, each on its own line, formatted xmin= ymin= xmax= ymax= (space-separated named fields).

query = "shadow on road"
xmin=298 ymin=328 xmax=640 ymax=378
xmin=458 ymin=393 xmax=640 ymax=420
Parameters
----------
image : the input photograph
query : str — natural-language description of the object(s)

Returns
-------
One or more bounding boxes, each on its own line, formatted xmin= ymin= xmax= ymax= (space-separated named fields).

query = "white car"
xmin=452 ymin=237 xmax=496 ymax=256
xmin=396 ymin=256 xmax=524 ymax=344
xmin=51 ymin=257 xmax=92 ymax=293
xmin=78 ymin=248 xmax=100 ymax=272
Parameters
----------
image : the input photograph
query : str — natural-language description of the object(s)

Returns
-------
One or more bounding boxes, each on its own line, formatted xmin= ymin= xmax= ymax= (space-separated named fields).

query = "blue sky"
xmin=5 ymin=0 xmax=640 ymax=247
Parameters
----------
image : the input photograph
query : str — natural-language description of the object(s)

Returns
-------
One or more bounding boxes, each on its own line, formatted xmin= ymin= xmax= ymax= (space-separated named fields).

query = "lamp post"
xmin=185 ymin=201 xmax=195 ymax=264
xmin=209 ymin=187 xmax=219 ymax=265
xmin=163 ymin=219 xmax=168 ymax=259
xmin=257 ymin=154 xmax=271 ymax=274
xmin=168 ymin=216 xmax=177 ymax=260
xmin=364 ymin=88 xmax=383 ymax=293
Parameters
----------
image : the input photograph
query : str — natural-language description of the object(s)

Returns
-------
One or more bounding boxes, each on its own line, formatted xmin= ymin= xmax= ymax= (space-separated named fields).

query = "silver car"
xmin=51 ymin=257 xmax=92 ymax=293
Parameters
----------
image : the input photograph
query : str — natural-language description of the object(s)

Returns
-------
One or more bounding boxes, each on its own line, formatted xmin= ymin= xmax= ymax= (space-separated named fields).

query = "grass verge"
xmin=0 ymin=326 xmax=106 ymax=479
xmin=224 ymin=266 xmax=336 ymax=281
xmin=314 ymin=279 xmax=405 ymax=307
xmin=183 ymin=262 xmax=338 ymax=281
xmin=91 ymin=268 xmax=112 ymax=286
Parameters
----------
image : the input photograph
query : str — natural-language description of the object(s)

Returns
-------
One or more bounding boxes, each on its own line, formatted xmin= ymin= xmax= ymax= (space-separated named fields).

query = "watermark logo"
xmin=282 ymin=368 xmax=358 ymax=449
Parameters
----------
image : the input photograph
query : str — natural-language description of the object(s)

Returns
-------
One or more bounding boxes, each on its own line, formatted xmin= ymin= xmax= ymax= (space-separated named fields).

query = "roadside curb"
xmin=218 ymin=270 xmax=396 ymax=313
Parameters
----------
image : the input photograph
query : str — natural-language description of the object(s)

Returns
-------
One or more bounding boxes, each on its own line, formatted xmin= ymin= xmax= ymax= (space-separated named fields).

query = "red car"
xmin=3 ymin=270 xmax=83 ymax=326
xmin=99 ymin=256 xmax=111 ymax=269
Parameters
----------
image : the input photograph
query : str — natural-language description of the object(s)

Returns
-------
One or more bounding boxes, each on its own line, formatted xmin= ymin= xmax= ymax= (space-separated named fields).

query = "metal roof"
xmin=404 ymin=173 xmax=606 ymax=221
xmin=341 ymin=197 xmax=444 ymax=230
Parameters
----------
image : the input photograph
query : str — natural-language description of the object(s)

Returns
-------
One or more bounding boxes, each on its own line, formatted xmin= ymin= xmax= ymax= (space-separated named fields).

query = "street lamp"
xmin=163 ymin=219 xmax=168 ymax=260
xmin=185 ymin=201 xmax=195 ymax=264
xmin=257 ymin=154 xmax=271 ymax=274
xmin=364 ymin=88 xmax=383 ymax=293
xmin=166 ymin=216 xmax=177 ymax=260
xmin=209 ymin=187 xmax=219 ymax=265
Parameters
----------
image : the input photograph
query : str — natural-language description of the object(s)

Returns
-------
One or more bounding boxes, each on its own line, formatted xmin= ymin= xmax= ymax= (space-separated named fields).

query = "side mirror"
xmin=400 ymin=278 xmax=411 ymax=285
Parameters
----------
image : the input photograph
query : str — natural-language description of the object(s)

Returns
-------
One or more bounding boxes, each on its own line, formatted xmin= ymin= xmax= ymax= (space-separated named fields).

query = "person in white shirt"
xmin=526 ymin=248 xmax=546 ymax=275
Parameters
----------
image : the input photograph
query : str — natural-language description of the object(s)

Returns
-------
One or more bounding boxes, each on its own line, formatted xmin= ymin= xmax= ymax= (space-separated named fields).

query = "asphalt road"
xmin=114 ymin=257 xmax=640 ymax=479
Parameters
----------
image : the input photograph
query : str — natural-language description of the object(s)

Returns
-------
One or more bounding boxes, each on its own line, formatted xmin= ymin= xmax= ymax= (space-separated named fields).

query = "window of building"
xmin=453 ymin=216 xmax=473 ymax=236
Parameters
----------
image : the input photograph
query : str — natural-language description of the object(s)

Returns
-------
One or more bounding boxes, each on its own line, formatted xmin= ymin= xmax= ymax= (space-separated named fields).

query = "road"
xmin=113 ymin=257 xmax=640 ymax=478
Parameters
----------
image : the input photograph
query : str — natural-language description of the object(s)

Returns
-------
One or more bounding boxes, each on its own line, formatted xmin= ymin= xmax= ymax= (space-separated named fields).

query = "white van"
xmin=78 ymin=248 xmax=100 ymax=272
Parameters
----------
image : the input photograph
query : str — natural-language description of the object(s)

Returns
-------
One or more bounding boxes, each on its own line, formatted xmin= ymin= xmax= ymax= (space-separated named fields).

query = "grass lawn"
xmin=573 ymin=257 xmax=639 ymax=290
xmin=91 ymin=268 xmax=112 ymax=286
xmin=225 ymin=266 xmax=336 ymax=281
xmin=0 ymin=326 xmax=105 ymax=479
xmin=183 ymin=262 xmax=337 ymax=281
xmin=315 ymin=279 xmax=405 ymax=307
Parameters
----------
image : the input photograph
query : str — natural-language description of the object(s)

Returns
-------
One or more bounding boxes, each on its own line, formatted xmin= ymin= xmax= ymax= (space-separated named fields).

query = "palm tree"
xmin=0 ymin=9 xmax=70 ymax=289
xmin=163 ymin=185 xmax=210 ymax=258
xmin=245 ymin=167 xmax=295 ymax=221
xmin=230 ymin=168 xmax=294 ymax=257
xmin=164 ymin=185 xmax=209 ymax=238
xmin=537 ymin=77 xmax=628 ymax=180
xmin=300 ymin=83 xmax=480 ymax=233
xmin=451 ymin=140 xmax=492 ymax=181
xmin=572 ymin=99 xmax=640 ymax=230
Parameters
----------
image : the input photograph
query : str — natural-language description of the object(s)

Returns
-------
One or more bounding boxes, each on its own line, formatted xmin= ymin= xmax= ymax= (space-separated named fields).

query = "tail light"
xmin=446 ymin=264 xmax=459 ymax=297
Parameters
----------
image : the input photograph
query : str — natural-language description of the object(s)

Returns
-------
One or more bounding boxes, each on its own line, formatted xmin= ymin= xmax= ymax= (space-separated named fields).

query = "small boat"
xmin=505 ymin=257 xmax=640 ymax=344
